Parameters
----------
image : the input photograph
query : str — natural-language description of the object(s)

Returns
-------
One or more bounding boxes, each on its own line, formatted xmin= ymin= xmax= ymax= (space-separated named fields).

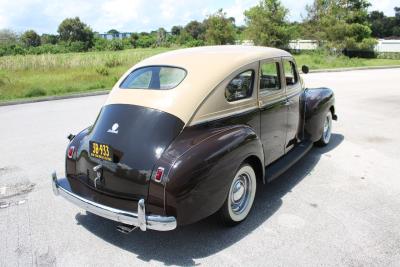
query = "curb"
xmin=1 ymin=65 xmax=400 ymax=107
xmin=0 ymin=90 xmax=110 ymax=107
xmin=308 ymin=65 xmax=400 ymax=73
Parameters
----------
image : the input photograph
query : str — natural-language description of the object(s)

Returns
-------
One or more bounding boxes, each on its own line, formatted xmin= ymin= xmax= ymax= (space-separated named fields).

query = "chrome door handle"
xmin=284 ymin=100 xmax=291 ymax=106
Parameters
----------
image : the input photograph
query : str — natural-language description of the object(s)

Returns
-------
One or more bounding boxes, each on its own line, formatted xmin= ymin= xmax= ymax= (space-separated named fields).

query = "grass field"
xmin=1 ymin=48 xmax=399 ymax=102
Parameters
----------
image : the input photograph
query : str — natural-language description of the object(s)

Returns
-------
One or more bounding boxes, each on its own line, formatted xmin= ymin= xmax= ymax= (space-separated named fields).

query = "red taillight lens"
xmin=67 ymin=146 xmax=75 ymax=159
xmin=154 ymin=167 xmax=164 ymax=183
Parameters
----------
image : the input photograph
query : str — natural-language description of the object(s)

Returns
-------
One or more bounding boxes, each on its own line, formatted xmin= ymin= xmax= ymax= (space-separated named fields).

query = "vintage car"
xmin=52 ymin=46 xmax=337 ymax=232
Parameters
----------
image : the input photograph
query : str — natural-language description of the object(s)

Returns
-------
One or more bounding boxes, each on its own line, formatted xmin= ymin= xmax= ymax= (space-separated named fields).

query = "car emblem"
xmin=107 ymin=123 xmax=119 ymax=134
xmin=93 ymin=165 xmax=103 ymax=188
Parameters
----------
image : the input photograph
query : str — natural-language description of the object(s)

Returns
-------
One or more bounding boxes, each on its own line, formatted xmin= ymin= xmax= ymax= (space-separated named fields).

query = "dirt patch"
xmin=0 ymin=181 xmax=35 ymax=200
xmin=0 ymin=166 xmax=21 ymax=176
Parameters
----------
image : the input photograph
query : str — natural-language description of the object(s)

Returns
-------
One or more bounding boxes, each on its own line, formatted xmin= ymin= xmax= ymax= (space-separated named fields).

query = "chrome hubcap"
xmin=323 ymin=115 xmax=332 ymax=143
xmin=230 ymin=173 xmax=252 ymax=215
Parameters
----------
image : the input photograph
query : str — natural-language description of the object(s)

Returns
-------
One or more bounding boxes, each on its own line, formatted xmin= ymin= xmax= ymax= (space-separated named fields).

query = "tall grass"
xmin=0 ymin=47 xmax=399 ymax=102
xmin=0 ymin=48 xmax=172 ymax=71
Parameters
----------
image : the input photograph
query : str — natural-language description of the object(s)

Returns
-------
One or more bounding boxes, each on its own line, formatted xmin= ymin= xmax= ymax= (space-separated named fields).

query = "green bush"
xmin=184 ymin=39 xmax=205 ymax=47
xmin=107 ymin=39 xmax=124 ymax=51
xmin=24 ymin=88 xmax=47 ymax=98
xmin=68 ymin=41 xmax=87 ymax=52
xmin=93 ymin=38 xmax=109 ymax=51
xmin=0 ymin=44 xmax=27 ymax=56
xmin=377 ymin=52 xmax=400 ymax=60
xmin=136 ymin=35 xmax=156 ymax=48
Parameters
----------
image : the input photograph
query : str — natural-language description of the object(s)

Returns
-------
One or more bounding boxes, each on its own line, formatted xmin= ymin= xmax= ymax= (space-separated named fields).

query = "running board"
xmin=265 ymin=141 xmax=313 ymax=183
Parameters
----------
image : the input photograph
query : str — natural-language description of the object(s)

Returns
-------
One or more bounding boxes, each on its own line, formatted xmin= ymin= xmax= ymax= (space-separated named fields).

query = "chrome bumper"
xmin=51 ymin=172 xmax=177 ymax=231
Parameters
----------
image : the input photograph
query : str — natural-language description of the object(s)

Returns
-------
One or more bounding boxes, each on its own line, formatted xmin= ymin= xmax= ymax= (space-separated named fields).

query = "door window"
xmin=260 ymin=62 xmax=281 ymax=92
xmin=225 ymin=70 xmax=254 ymax=102
xmin=283 ymin=60 xmax=298 ymax=86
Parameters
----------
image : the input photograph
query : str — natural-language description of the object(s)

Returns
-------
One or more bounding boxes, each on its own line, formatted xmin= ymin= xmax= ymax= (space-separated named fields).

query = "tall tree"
xmin=156 ymin=27 xmax=167 ymax=46
xmin=244 ymin=0 xmax=292 ymax=48
xmin=20 ymin=30 xmax=41 ymax=47
xmin=57 ymin=17 xmax=94 ymax=49
xmin=304 ymin=0 xmax=377 ymax=51
xmin=41 ymin=34 xmax=58 ymax=45
xmin=171 ymin=26 xmax=183 ymax=36
xmin=203 ymin=9 xmax=236 ymax=45
xmin=184 ymin=21 xmax=205 ymax=40
xmin=107 ymin=29 xmax=119 ymax=35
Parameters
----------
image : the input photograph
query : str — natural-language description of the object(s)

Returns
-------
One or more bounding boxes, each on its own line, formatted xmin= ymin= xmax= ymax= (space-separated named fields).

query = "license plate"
xmin=90 ymin=141 xmax=113 ymax=162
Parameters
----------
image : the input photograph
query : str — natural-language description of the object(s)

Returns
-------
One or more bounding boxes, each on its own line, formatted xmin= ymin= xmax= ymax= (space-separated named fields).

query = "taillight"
xmin=154 ymin=167 xmax=164 ymax=183
xmin=67 ymin=146 xmax=75 ymax=159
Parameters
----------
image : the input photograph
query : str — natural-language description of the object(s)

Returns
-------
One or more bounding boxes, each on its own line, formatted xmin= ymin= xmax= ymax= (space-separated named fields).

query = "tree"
xmin=57 ymin=17 xmax=94 ymax=49
xmin=203 ymin=9 xmax=236 ymax=45
xmin=304 ymin=0 xmax=377 ymax=52
xmin=20 ymin=30 xmax=41 ymax=47
xmin=130 ymin=33 xmax=139 ymax=47
xmin=156 ymin=27 xmax=167 ymax=46
xmin=107 ymin=29 xmax=119 ymax=35
xmin=395 ymin=7 xmax=400 ymax=20
xmin=171 ymin=25 xmax=183 ymax=36
xmin=184 ymin=20 xmax=205 ymax=40
xmin=244 ymin=0 xmax=292 ymax=48
xmin=41 ymin=34 xmax=58 ymax=45
xmin=368 ymin=11 xmax=399 ymax=38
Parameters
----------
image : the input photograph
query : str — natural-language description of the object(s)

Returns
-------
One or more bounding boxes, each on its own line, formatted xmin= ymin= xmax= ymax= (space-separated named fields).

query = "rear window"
xmin=120 ymin=66 xmax=186 ymax=90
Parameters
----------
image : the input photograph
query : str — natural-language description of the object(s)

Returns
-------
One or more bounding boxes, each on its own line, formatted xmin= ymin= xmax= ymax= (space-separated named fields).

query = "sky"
xmin=0 ymin=0 xmax=397 ymax=34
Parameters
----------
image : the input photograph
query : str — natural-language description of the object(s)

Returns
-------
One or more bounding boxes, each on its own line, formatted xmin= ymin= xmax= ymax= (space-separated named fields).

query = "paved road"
xmin=1 ymin=68 xmax=400 ymax=266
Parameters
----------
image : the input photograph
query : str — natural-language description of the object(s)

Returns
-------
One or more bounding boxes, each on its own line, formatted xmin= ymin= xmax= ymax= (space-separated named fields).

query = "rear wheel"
xmin=219 ymin=163 xmax=257 ymax=226
xmin=315 ymin=112 xmax=332 ymax=147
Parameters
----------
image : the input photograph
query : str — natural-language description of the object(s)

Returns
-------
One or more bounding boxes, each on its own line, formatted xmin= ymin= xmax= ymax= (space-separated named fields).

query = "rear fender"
xmin=161 ymin=125 xmax=264 ymax=226
xmin=302 ymin=87 xmax=336 ymax=142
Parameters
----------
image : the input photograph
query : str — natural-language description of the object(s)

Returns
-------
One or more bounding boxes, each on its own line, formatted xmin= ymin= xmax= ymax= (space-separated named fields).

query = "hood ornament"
xmin=107 ymin=123 xmax=119 ymax=134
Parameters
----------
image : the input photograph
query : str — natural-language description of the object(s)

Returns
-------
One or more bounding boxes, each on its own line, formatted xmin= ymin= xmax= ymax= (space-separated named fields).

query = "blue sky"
xmin=0 ymin=0 xmax=397 ymax=34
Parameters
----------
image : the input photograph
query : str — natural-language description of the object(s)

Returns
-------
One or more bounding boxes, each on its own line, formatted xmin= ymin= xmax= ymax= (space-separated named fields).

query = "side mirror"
xmin=301 ymin=65 xmax=309 ymax=74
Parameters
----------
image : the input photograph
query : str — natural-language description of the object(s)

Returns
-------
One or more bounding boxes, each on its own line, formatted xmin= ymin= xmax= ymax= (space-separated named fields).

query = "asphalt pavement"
xmin=1 ymin=68 xmax=400 ymax=266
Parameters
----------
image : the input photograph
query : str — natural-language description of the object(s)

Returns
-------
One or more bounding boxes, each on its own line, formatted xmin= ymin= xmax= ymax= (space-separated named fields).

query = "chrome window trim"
xmin=282 ymin=57 xmax=300 ymax=90
xmin=258 ymin=58 xmax=287 ymax=107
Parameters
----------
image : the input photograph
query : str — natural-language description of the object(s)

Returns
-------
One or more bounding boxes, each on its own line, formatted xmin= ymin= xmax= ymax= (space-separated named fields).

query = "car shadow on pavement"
xmin=75 ymin=133 xmax=344 ymax=266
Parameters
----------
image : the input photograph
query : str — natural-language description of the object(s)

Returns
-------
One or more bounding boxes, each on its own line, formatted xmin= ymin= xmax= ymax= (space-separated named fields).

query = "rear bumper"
xmin=51 ymin=172 xmax=176 ymax=231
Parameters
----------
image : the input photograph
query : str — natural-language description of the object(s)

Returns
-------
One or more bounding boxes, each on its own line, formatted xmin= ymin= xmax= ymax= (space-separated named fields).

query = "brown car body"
xmin=52 ymin=46 xmax=337 ymax=231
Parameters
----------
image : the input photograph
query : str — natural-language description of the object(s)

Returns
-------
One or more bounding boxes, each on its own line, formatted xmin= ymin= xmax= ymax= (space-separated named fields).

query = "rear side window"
xmin=260 ymin=62 xmax=281 ymax=91
xmin=283 ymin=60 xmax=299 ymax=86
xmin=120 ymin=66 xmax=186 ymax=90
xmin=225 ymin=70 xmax=254 ymax=102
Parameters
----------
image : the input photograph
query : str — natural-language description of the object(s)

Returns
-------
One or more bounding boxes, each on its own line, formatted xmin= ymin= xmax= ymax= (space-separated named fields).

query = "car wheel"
xmin=219 ymin=163 xmax=257 ymax=226
xmin=315 ymin=112 xmax=332 ymax=147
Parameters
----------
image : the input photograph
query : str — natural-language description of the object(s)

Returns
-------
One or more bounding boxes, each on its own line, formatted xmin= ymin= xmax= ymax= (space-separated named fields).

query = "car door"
xmin=282 ymin=58 xmax=302 ymax=152
xmin=258 ymin=58 xmax=288 ymax=165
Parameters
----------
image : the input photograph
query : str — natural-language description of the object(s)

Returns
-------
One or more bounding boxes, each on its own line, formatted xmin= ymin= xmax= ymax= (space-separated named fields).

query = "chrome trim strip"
xmin=190 ymin=106 xmax=258 ymax=126
xmin=51 ymin=172 xmax=177 ymax=231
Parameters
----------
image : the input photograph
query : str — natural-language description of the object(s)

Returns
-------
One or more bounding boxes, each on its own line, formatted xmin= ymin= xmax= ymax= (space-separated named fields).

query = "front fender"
xmin=163 ymin=125 xmax=264 ymax=226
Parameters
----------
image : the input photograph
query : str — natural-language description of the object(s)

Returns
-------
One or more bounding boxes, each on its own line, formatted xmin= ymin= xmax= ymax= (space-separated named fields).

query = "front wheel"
xmin=315 ymin=112 xmax=332 ymax=147
xmin=219 ymin=163 xmax=257 ymax=226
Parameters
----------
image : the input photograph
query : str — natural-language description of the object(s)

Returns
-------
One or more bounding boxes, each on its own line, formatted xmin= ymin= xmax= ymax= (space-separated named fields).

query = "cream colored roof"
xmin=105 ymin=45 xmax=291 ymax=124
